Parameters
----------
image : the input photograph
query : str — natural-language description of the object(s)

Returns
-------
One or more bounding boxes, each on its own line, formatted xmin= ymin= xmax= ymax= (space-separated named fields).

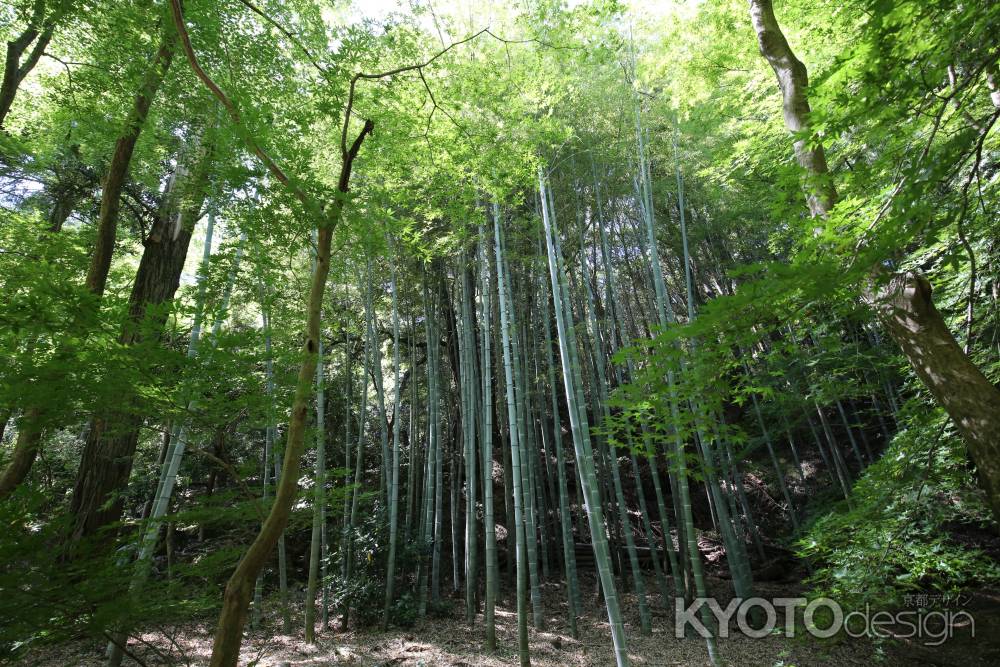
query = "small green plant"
xmin=798 ymin=403 xmax=1000 ymax=610
xmin=330 ymin=513 xmax=425 ymax=627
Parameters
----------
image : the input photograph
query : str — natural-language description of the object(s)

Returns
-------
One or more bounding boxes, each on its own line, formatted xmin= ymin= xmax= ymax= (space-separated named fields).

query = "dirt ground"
xmin=14 ymin=574 xmax=997 ymax=666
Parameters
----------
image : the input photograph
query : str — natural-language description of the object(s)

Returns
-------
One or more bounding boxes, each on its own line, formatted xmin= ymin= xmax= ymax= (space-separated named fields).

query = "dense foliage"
xmin=1 ymin=0 xmax=998 ymax=665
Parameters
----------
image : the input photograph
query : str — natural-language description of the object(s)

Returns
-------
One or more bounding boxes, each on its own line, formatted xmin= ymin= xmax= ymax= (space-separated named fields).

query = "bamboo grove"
xmin=2 ymin=0 xmax=999 ymax=666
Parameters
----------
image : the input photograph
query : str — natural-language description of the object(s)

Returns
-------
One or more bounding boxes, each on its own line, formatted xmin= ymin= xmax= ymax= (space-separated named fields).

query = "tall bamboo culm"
xmin=494 ymin=206 xmax=532 ymax=667
xmin=538 ymin=171 xmax=630 ymax=667
xmin=383 ymin=242 xmax=403 ymax=629
xmin=477 ymin=220 xmax=498 ymax=649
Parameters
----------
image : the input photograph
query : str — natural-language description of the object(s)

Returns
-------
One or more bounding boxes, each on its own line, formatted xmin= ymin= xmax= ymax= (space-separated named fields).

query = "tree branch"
xmin=339 ymin=27 xmax=566 ymax=156
xmin=167 ymin=0 xmax=315 ymax=214
xmin=234 ymin=0 xmax=330 ymax=80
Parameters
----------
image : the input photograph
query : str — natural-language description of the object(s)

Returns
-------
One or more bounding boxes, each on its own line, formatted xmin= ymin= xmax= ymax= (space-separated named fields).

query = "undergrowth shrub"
xmin=797 ymin=401 xmax=1000 ymax=609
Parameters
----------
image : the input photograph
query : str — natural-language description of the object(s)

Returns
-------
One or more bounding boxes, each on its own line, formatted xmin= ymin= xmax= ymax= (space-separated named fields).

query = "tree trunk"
xmin=867 ymin=272 xmax=1000 ymax=518
xmin=749 ymin=0 xmax=1000 ymax=520
xmin=416 ymin=280 xmax=437 ymax=617
xmin=304 ymin=335 xmax=326 ymax=643
xmin=68 ymin=136 xmax=213 ymax=543
xmin=507 ymin=294 xmax=542 ymax=629
xmin=576 ymin=201 xmax=650 ymax=634
xmin=381 ymin=239 xmax=403 ymax=630
xmin=538 ymin=175 xmax=630 ymax=667
xmin=477 ymin=221 xmax=499 ymax=649
xmin=344 ymin=278 xmax=372 ymax=627
xmin=86 ymin=22 xmax=176 ymax=296
xmin=204 ymin=101 xmax=373 ymax=664
xmin=0 ymin=22 xmax=176 ymax=501
xmin=0 ymin=0 xmax=70 ymax=127
xmin=494 ymin=211 xmax=532 ymax=667
xmin=404 ymin=319 xmax=418 ymax=543
xmin=748 ymin=0 xmax=835 ymax=218
xmin=459 ymin=256 xmax=479 ymax=625
xmin=539 ymin=259 xmax=580 ymax=637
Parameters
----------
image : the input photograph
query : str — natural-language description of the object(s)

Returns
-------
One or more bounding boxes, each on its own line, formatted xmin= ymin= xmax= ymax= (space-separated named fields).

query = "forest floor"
xmin=17 ymin=572 xmax=999 ymax=667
